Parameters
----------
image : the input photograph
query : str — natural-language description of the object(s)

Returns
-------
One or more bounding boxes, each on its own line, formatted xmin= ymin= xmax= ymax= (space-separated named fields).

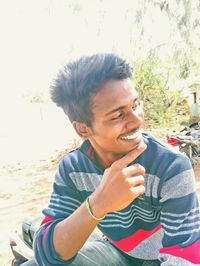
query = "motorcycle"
xmin=167 ymin=122 xmax=200 ymax=165
xmin=10 ymin=216 xmax=42 ymax=266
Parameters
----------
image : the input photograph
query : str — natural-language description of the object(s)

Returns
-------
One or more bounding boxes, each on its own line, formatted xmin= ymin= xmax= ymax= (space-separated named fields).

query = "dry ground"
xmin=0 ymin=150 xmax=200 ymax=266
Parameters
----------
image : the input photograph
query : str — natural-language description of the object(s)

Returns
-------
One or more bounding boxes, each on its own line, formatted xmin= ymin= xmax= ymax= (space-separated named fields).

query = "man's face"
xmin=87 ymin=78 xmax=144 ymax=167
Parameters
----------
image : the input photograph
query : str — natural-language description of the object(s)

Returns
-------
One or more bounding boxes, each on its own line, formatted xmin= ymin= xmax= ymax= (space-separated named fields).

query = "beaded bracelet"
xmin=85 ymin=197 xmax=105 ymax=221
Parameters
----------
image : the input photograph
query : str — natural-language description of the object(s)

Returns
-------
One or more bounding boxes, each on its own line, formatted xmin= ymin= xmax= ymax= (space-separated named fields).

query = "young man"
xmin=31 ymin=53 xmax=199 ymax=265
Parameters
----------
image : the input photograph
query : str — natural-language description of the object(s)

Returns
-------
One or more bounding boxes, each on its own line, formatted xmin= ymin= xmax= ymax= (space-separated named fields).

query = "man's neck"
xmin=79 ymin=140 xmax=125 ymax=169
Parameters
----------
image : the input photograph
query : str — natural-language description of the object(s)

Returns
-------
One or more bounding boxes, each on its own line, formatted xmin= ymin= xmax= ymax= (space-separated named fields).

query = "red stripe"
xmin=108 ymin=225 xmax=162 ymax=252
xmin=40 ymin=215 xmax=54 ymax=226
xmin=87 ymin=146 xmax=93 ymax=156
xmin=40 ymin=216 xmax=54 ymax=247
xmin=42 ymin=224 xmax=51 ymax=247
xmin=160 ymin=240 xmax=200 ymax=264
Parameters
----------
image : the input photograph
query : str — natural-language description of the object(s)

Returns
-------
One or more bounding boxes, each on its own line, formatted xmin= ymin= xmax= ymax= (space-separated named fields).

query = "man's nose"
xmin=126 ymin=109 xmax=143 ymax=129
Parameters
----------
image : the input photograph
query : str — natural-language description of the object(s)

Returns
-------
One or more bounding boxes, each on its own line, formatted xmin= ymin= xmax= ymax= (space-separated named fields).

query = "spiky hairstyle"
xmin=50 ymin=53 xmax=132 ymax=126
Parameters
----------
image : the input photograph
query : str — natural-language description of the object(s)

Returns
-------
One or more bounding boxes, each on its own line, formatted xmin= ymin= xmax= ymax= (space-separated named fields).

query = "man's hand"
xmin=90 ymin=142 xmax=147 ymax=217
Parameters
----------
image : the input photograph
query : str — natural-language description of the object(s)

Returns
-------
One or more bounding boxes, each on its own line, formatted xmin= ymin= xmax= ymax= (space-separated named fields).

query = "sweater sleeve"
xmin=158 ymin=155 xmax=200 ymax=265
xmin=33 ymin=158 xmax=83 ymax=265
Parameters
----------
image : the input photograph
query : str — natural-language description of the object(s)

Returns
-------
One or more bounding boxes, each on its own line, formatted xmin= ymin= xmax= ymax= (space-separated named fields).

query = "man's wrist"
xmin=85 ymin=197 xmax=105 ymax=220
xmin=89 ymin=191 xmax=108 ymax=219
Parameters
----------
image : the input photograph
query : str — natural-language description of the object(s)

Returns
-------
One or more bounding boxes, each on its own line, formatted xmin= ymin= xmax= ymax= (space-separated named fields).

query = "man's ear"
xmin=72 ymin=121 xmax=91 ymax=139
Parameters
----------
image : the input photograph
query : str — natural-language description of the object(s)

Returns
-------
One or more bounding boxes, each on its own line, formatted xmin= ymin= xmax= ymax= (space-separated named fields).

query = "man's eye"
xmin=132 ymin=101 xmax=140 ymax=111
xmin=111 ymin=112 xmax=123 ymax=120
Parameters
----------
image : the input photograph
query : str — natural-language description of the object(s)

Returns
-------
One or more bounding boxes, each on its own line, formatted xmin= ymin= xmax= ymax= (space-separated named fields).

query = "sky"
xmin=0 ymin=0 xmax=173 ymax=165
xmin=0 ymin=0 xmax=171 ymax=97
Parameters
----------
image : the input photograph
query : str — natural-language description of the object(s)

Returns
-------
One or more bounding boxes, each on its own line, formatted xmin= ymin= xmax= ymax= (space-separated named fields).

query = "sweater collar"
xmin=79 ymin=140 xmax=105 ymax=172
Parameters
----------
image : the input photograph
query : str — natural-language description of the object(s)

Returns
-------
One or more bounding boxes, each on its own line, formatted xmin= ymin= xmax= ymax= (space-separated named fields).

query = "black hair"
xmin=50 ymin=53 xmax=132 ymax=126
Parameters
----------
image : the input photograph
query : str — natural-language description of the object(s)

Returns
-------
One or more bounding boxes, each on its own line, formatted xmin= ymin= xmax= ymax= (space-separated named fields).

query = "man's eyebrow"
xmin=105 ymin=106 xmax=124 ymax=116
xmin=105 ymin=97 xmax=138 ymax=116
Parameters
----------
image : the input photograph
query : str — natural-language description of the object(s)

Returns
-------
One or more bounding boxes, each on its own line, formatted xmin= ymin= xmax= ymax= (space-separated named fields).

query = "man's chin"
xmin=126 ymin=134 xmax=144 ymax=150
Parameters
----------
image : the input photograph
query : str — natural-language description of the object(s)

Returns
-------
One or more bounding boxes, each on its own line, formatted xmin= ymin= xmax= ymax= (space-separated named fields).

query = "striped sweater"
xmin=34 ymin=133 xmax=200 ymax=265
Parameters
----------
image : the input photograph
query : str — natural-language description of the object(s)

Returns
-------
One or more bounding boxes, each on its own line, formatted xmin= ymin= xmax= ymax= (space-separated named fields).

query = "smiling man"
xmin=29 ymin=53 xmax=200 ymax=266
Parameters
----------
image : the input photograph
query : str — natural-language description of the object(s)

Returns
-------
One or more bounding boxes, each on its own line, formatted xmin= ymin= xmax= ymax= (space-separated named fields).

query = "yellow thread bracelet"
xmin=85 ymin=197 xmax=105 ymax=221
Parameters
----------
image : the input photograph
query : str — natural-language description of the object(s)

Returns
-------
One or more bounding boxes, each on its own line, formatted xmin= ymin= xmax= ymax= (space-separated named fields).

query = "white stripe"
xmin=45 ymin=207 xmax=71 ymax=216
xmin=102 ymin=212 xmax=158 ymax=225
xmin=164 ymin=227 xmax=200 ymax=237
xmin=110 ymin=203 xmax=156 ymax=218
xmin=107 ymin=209 xmax=156 ymax=222
xmin=161 ymin=207 xmax=199 ymax=218
xmin=162 ymin=220 xmax=200 ymax=230
xmin=50 ymin=197 xmax=80 ymax=209
xmin=104 ymin=207 xmax=158 ymax=223
xmin=161 ymin=213 xmax=200 ymax=224
xmin=99 ymin=212 xmax=160 ymax=228
xmin=103 ymin=204 xmax=157 ymax=223
xmin=51 ymin=193 xmax=82 ymax=205
xmin=49 ymin=202 xmax=75 ymax=213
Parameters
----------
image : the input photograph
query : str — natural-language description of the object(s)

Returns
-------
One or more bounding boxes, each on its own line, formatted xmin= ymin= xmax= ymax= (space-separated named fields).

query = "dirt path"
xmin=0 ymin=153 xmax=200 ymax=266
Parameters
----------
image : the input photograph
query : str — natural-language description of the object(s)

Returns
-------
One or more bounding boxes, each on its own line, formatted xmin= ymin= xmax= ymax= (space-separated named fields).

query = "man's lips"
xmin=120 ymin=129 xmax=141 ymax=140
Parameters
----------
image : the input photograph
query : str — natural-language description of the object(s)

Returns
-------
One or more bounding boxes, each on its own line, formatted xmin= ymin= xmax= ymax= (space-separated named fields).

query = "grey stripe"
xmin=69 ymin=172 xmax=102 ymax=192
xmin=144 ymin=174 xmax=160 ymax=198
xmin=127 ymin=228 xmax=163 ymax=259
xmin=160 ymin=169 xmax=195 ymax=202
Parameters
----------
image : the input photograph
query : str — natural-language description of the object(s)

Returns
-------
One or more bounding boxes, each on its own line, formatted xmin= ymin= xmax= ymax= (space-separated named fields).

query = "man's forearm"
xmin=53 ymin=193 xmax=106 ymax=260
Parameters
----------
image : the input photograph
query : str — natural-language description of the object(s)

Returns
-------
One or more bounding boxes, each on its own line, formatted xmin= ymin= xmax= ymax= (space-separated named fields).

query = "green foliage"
xmin=169 ymin=46 xmax=200 ymax=80
xmin=132 ymin=54 xmax=189 ymax=129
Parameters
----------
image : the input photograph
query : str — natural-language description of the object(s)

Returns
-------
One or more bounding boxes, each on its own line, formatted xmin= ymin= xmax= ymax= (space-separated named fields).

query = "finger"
xmin=130 ymin=185 xmax=145 ymax=197
xmin=122 ymin=164 xmax=145 ymax=177
xmin=114 ymin=141 xmax=147 ymax=168
xmin=126 ymin=175 xmax=144 ymax=186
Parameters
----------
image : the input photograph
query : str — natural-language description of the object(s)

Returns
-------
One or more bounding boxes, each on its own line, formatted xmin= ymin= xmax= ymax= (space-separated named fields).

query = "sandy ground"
xmin=0 ymin=146 xmax=200 ymax=266
xmin=0 ymin=147 xmax=75 ymax=266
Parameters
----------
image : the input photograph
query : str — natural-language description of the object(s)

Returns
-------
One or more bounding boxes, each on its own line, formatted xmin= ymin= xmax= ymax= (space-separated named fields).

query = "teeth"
xmin=121 ymin=130 xmax=140 ymax=140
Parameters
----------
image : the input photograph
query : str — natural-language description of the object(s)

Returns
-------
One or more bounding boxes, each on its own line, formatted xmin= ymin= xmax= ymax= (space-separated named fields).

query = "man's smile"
xmin=120 ymin=128 xmax=142 ymax=141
